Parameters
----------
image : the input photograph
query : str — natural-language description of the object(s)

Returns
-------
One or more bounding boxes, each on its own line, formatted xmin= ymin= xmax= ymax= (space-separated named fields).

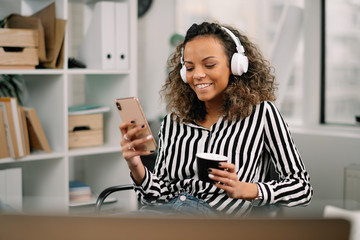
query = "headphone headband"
xmin=221 ymin=26 xmax=245 ymax=55
xmin=180 ymin=25 xmax=248 ymax=83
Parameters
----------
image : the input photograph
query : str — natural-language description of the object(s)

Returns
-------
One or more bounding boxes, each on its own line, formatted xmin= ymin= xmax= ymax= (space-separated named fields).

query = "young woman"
xmin=119 ymin=22 xmax=313 ymax=216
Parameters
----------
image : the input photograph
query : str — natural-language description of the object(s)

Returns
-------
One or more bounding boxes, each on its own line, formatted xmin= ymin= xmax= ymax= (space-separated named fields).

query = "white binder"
xmin=0 ymin=168 xmax=22 ymax=212
xmin=79 ymin=1 xmax=129 ymax=70
xmin=115 ymin=2 xmax=129 ymax=69
xmin=79 ymin=1 xmax=116 ymax=69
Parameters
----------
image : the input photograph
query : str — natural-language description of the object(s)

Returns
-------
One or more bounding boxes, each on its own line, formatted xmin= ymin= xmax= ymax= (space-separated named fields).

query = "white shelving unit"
xmin=0 ymin=0 xmax=137 ymax=214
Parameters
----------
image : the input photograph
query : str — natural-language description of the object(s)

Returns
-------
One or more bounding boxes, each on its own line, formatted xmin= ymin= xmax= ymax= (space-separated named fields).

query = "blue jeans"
xmin=138 ymin=193 xmax=220 ymax=217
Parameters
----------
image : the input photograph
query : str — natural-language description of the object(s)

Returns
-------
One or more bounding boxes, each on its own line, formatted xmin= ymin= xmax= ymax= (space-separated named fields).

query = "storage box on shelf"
xmin=68 ymin=113 xmax=103 ymax=149
xmin=0 ymin=29 xmax=39 ymax=69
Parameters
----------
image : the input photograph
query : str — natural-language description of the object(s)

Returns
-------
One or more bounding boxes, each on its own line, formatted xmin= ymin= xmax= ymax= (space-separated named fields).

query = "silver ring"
xmin=128 ymin=144 xmax=135 ymax=151
xmin=124 ymin=134 xmax=129 ymax=141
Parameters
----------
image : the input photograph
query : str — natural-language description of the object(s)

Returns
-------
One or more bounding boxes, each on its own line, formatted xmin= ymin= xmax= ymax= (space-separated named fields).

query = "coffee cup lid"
xmin=196 ymin=153 xmax=228 ymax=161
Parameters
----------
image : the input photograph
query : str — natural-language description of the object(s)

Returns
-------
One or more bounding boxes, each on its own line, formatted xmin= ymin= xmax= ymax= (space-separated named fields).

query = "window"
xmin=321 ymin=0 xmax=360 ymax=125
xmin=176 ymin=0 xmax=305 ymax=124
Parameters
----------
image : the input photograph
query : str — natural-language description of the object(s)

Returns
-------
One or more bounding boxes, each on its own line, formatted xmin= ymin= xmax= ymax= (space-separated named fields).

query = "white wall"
xmin=137 ymin=0 xmax=175 ymax=121
xmin=293 ymin=129 xmax=360 ymax=201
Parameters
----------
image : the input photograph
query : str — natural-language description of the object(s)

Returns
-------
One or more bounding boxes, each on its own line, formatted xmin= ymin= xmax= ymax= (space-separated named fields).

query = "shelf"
xmin=0 ymin=69 xmax=64 ymax=75
xmin=0 ymin=151 xmax=65 ymax=165
xmin=69 ymin=195 xmax=116 ymax=207
xmin=68 ymin=145 xmax=122 ymax=157
xmin=0 ymin=0 xmax=137 ymax=214
xmin=67 ymin=69 xmax=131 ymax=75
xmin=0 ymin=69 xmax=132 ymax=75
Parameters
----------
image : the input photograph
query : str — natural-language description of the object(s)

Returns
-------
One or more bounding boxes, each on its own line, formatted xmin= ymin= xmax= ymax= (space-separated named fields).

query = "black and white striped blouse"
xmin=133 ymin=101 xmax=313 ymax=216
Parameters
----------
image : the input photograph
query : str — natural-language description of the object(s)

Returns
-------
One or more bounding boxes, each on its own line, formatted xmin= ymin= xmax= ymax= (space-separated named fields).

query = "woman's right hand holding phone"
xmin=119 ymin=121 xmax=154 ymax=184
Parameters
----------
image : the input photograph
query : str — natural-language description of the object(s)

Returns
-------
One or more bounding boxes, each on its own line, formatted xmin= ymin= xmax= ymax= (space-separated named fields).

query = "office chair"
xmin=95 ymin=153 xmax=156 ymax=213
xmin=95 ymin=154 xmax=280 ymax=214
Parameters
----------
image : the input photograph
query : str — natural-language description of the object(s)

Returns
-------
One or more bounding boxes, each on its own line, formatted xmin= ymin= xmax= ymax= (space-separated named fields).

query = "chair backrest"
xmin=140 ymin=152 xmax=157 ymax=172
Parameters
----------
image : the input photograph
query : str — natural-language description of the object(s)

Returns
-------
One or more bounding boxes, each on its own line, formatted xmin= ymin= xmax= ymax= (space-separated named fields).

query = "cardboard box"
xmin=68 ymin=113 xmax=103 ymax=149
xmin=0 ymin=28 xmax=39 ymax=69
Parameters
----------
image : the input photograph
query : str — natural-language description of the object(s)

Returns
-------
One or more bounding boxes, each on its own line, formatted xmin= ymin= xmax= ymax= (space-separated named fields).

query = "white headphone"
xmin=180 ymin=26 xmax=249 ymax=83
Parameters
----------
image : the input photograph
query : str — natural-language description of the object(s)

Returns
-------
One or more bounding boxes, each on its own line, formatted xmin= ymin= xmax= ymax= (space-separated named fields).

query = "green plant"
xmin=0 ymin=18 xmax=5 ymax=28
xmin=0 ymin=75 xmax=24 ymax=105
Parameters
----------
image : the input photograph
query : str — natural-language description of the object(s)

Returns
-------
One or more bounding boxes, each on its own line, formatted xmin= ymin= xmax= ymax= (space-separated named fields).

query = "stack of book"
xmin=0 ymin=97 xmax=51 ymax=159
xmin=69 ymin=181 xmax=92 ymax=202
xmin=69 ymin=180 xmax=117 ymax=207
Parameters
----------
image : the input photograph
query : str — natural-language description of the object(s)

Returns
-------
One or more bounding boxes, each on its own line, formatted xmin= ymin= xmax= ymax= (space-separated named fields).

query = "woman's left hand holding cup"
xmin=209 ymin=163 xmax=258 ymax=200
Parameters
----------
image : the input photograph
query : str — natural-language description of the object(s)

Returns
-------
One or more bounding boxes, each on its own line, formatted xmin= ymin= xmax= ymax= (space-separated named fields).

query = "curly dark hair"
xmin=160 ymin=22 xmax=277 ymax=122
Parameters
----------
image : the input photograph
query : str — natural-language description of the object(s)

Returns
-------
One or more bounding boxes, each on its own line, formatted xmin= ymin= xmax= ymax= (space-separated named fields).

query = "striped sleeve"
xmin=259 ymin=102 xmax=313 ymax=207
xmin=133 ymin=114 xmax=179 ymax=204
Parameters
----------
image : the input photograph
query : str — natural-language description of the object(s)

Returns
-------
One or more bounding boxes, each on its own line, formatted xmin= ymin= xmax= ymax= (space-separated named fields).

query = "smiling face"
xmin=183 ymin=36 xmax=231 ymax=107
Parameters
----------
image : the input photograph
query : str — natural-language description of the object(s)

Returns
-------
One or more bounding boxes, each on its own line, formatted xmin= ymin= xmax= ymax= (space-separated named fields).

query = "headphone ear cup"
xmin=231 ymin=53 xmax=249 ymax=76
xmin=180 ymin=65 xmax=187 ymax=83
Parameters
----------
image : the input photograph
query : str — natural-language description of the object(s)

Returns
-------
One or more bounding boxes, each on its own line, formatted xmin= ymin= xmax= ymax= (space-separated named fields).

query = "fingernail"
xmin=146 ymin=135 xmax=153 ymax=140
xmin=207 ymin=168 xmax=212 ymax=172
xmin=208 ymin=173 xmax=214 ymax=178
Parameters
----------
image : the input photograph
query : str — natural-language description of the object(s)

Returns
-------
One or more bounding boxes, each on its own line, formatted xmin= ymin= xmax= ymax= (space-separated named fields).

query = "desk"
xmin=0 ymin=214 xmax=351 ymax=240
